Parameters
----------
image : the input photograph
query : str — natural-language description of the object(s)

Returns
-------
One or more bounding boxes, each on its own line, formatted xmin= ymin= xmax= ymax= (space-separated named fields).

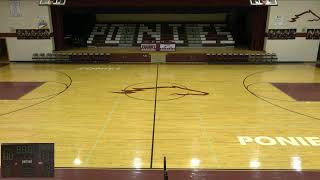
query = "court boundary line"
xmin=0 ymin=70 xmax=72 ymax=117
xmin=3 ymin=165 xmax=320 ymax=171
xmin=150 ymin=64 xmax=159 ymax=168
xmin=47 ymin=167 xmax=320 ymax=172
xmin=243 ymin=70 xmax=320 ymax=121
xmin=245 ymin=82 xmax=296 ymax=102
xmin=18 ymin=81 xmax=68 ymax=100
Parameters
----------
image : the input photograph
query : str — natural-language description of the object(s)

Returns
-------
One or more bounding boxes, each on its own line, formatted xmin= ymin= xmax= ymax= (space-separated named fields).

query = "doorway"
xmin=318 ymin=41 xmax=320 ymax=61
xmin=0 ymin=39 xmax=9 ymax=62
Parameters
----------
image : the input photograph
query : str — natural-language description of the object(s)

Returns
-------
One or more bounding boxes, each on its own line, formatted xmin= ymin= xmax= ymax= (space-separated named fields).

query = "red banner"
xmin=141 ymin=43 xmax=176 ymax=52
xmin=140 ymin=43 xmax=157 ymax=52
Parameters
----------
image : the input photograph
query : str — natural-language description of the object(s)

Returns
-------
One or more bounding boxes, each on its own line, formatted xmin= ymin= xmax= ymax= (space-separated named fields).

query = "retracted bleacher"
xmin=87 ymin=23 xmax=235 ymax=48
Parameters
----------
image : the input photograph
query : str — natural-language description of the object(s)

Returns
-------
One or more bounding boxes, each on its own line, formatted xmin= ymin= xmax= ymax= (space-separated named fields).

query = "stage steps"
xmin=151 ymin=53 xmax=166 ymax=63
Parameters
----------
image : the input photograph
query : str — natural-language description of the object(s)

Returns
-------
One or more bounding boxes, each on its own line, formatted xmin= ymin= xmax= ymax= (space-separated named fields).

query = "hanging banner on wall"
xmin=141 ymin=42 xmax=176 ymax=52
xmin=306 ymin=29 xmax=320 ymax=40
xmin=9 ymin=0 xmax=22 ymax=17
xmin=141 ymin=43 xmax=157 ymax=52
xmin=274 ymin=16 xmax=284 ymax=26
xmin=268 ymin=29 xmax=296 ymax=40
xmin=159 ymin=43 xmax=176 ymax=52
xmin=37 ymin=16 xmax=49 ymax=29
xmin=16 ymin=29 xmax=51 ymax=39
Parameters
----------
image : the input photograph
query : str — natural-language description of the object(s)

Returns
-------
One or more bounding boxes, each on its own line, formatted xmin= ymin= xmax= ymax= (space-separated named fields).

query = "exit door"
xmin=0 ymin=39 xmax=8 ymax=62
xmin=318 ymin=42 xmax=320 ymax=60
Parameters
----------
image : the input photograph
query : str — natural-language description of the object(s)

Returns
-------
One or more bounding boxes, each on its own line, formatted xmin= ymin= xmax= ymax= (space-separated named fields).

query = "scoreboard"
xmin=1 ymin=143 xmax=54 ymax=178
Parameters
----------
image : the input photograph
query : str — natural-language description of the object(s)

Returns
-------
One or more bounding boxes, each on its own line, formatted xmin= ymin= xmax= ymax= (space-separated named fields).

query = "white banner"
xmin=160 ymin=43 xmax=176 ymax=52
xmin=9 ymin=0 xmax=22 ymax=17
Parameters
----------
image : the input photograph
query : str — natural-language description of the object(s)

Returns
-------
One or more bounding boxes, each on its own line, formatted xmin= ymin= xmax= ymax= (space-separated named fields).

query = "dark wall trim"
xmin=264 ymin=33 xmax=308 ymax=38
xmin=92 ymin=7 xmax=240 ymax=14
xmin=296 ymin=33 xmax=307 ymax=37
xmin=65 ymin=0 xmax=250 ymax=8
xmin=0 ymin=33 xmax=17 ymax=37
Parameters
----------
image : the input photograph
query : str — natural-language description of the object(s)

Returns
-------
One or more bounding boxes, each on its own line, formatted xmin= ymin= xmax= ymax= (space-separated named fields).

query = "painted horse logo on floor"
xmin=113 ymin=82 xmax=209 ymax=101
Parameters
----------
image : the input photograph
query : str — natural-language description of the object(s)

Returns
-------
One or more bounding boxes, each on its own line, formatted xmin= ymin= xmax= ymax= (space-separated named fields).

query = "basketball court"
xmin=0 ymin=0 xmax=320 ymax=179
xmin=0 ymin=63 xmax=319 ymax=170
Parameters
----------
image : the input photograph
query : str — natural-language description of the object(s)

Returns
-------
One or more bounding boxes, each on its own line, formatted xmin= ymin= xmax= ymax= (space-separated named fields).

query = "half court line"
xmin=150 ymin=64 xmax=159 ymax=168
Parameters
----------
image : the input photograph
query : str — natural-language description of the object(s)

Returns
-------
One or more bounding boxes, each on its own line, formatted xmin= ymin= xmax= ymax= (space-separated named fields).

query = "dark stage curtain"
xmin=51 ymin=7 xmax=65 ymax=50
xmin=317 ymin=43 xmax=320 ymax=61
xmin=250 ymin=6 xmax=268 ymax=51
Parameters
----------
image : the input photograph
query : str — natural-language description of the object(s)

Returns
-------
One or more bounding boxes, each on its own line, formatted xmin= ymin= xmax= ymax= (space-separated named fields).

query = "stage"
xmin=55 ymin=47 xmax=264 ymax=55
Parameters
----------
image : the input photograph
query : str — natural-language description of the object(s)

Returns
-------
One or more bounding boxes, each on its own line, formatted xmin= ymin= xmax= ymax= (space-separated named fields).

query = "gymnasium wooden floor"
xmin=0 ymin=63 xmax=320 ymax=170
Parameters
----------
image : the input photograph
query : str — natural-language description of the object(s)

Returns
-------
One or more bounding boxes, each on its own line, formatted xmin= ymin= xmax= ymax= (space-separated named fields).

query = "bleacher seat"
xmin=87 ymin=23 xmax=236 ymax=48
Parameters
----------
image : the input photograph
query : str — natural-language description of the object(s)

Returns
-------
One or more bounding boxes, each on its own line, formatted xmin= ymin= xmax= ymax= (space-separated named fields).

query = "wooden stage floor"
xmin=0 ymin=63 xmax=319 ymax=170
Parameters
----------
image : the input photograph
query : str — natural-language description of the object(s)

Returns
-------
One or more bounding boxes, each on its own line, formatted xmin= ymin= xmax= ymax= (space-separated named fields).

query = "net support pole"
xmin=164 ymin=157 xmax=168 ymax=180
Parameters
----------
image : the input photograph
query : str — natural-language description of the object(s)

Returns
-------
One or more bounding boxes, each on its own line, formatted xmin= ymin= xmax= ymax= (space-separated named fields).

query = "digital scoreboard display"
xmin=1 ymin=143 xmax=54 ymax=178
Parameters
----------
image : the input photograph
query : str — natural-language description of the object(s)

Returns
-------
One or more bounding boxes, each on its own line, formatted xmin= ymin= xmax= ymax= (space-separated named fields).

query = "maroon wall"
xmin=166 ymin=54 xmax=208 ymax=62
xmin=110 ymin=53 xmax=151 ymax=62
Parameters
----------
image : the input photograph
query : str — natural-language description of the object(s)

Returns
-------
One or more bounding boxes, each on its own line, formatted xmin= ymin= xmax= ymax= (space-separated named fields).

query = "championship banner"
xmin=159 ymin=43 xmax=176 ymax=52
xmin=141 ymin=44 xmax=157 ymax=52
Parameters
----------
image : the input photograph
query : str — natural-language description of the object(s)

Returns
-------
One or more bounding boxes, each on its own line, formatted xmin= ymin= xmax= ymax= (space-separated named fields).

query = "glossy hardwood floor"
xmin=0 ymin=63 xmax=319 ymax=170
